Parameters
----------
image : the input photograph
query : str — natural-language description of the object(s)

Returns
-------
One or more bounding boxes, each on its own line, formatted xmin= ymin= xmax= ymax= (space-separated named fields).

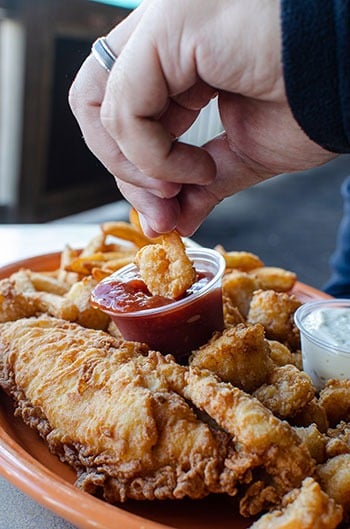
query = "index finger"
xmin=100 ymin=13 xmax=216 ymax=185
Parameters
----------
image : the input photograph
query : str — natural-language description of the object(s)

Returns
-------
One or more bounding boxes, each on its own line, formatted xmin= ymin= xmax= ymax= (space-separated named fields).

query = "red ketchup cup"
xmin=90 ymin=248 xmax=225 ymax=361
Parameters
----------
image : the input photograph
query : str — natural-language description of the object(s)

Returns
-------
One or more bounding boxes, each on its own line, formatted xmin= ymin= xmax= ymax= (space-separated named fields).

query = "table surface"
xmin=0 ymin=224 xmax=102 ymax=529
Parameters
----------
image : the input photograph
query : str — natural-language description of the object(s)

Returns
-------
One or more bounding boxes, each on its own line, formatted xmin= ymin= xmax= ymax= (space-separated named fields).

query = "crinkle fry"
xmin=135 ymin=231 xmax=196 ymax=299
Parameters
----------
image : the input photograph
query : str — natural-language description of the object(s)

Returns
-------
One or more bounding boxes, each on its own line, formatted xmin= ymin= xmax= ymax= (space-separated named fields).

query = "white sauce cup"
xmin=294 ymin=299 xmax=350 ymax=390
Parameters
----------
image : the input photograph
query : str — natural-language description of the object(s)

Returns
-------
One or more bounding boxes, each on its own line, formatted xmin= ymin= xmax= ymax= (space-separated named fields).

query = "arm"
xmin=282 ymin=0 xmax=350 ymax=153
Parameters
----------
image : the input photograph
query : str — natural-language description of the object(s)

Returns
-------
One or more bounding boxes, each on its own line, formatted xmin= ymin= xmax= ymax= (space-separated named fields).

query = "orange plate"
xmin=0 ymin=253 xmax=331 ymax=529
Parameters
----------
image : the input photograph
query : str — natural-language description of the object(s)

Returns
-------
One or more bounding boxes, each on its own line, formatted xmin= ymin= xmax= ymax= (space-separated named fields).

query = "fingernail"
xmin=139 ymin=214 xmax=160 ymax=238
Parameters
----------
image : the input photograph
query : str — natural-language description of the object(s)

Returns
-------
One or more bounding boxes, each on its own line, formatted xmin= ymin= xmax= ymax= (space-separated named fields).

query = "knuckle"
xmin=68 ymin=81 xmax=81 ymax=115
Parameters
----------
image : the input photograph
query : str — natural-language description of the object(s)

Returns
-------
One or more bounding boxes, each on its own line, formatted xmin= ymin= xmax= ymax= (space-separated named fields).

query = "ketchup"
xmin=90 ymin=249 xmax=225 ymax=361
xmin=91 ymin=272 xmax=211 ymax=313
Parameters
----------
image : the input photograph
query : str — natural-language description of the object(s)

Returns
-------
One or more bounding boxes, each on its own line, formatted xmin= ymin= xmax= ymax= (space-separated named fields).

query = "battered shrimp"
xmin=134 ymin=231 xmax=196 ymax=299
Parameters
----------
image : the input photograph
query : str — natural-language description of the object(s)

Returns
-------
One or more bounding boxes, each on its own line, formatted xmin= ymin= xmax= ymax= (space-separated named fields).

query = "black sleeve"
xmin=281 ymin=0 xmax=350 ymax=153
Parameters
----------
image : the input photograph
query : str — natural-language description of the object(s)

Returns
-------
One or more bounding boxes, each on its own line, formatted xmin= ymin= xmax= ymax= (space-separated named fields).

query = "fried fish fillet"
xmin=0 ymin=316 xmax=314 ymax=515
xmin=0 ymin=316 xmax=238 ymax=503
xmin=166 ymin=366 xmax=315 ymax=516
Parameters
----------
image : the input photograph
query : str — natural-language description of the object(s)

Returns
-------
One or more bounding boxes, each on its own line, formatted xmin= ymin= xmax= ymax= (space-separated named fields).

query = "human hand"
xmin=69 ymin=0 xmax=335 ymax=236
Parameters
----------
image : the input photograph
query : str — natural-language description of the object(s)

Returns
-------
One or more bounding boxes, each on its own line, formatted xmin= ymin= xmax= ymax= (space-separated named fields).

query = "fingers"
xmin=69 ymin=1 xmax=216 ymax=200
xmin=102 ymin=55 xmax=216 ymax=184
xmin=116 ymin=180 xmax=181 ymax=236
xmin=99 ymin=3 xmax=217 ymax=186
xmin=127 ymin=130 xmax=276 ymax=237
xmin=70 ymin=57 xmax=181 ymax=198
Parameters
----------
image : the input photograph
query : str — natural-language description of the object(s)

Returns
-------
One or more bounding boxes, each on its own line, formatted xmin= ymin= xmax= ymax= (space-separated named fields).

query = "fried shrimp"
xmin=190 ymin=323 xmax=272 ymax=393
xmin=134 ymin=231 xmax=196 ymax=299
xmin=247 ymin=289 xmax=301 ymax=350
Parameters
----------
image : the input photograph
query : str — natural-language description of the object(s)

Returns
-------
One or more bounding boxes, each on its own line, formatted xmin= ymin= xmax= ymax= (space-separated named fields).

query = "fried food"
xmin=26 ymin=271 xmax=70 ymax=295
xmin=222 ymin=270 xmax=256 ymax=317
xmin=292 ymin=398 xmax=329 ymax=433
xmin=2 ymin=215 xmax=350 ymax=526
xmin=248 ymin=266 xmax=297 ymax=292
xmin=248 ymin=477 xmax=343 ymax=529
xmin=215 ymin=246 xmax=264 ymax=271
xmin=293 ymin=424 xmax=327 ymax=463
xmin=65 ymin=276 xmax=110 ymax=330
xmin=267 ymin=340 xmax=302 ymax=369
xmin=190 ymin=323 xmax=272 ymax=393
xmin=170 ymin=367 xmax=314 ymax=516
xmin=0 ymin=272 xmax=108 ymax=329
xmin=0 ymin=316 xmax=236 ymax=502
xmin=134 ymin=231 xmax=196 ymax=299
xmin=253 ymin=364 xmax=315 ymax=419
xmin=102 ymin=220 xmax=151 ymax=248
xmin=0 ymin=316 xmax=240 ymax=503
xmin=222 ymin=292 xmax=245 ymax=327
xmin=0 ymin=278 xmax=38 ymax=323
xmin=247 ymin=289 xmax=301 ymax=350
xmin=317 ymin=454 xmax=350 ymax=515
xmin=326 ymin=421 xmax=350 ymax=457
xmin=319 ymin=379 xmax=350 ymax=427
xmin=0 ymin=316 xmax=314 ymax=514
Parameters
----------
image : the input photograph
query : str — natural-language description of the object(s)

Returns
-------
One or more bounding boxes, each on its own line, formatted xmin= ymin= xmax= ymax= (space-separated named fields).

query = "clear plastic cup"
xmin=294 ymin=299 xmax=350 ymax=390
xmin=91 ymin=248 xmax=226 ymax=361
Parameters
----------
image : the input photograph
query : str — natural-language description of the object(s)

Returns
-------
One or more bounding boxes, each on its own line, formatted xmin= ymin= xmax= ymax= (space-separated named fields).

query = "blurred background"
xmin=0 ymin=0 xmax=349 ymax=290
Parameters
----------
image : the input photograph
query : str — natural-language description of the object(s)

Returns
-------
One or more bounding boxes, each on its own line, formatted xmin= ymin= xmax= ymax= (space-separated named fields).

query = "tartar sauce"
xmin=295 ymin=302 xmax=350 ymax=390
xmin=303 ymin=307 xmax=350 ymax=348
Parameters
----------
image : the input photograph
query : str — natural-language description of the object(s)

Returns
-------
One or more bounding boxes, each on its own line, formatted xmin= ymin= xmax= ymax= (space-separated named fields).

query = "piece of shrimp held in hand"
xmin=134 ymin=231 xmax=196 ymax=299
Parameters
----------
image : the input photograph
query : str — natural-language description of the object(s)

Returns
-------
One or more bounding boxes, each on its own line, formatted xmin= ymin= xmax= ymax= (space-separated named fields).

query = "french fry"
xmin=66 ymin=277 xmax=110 ymax=330
xmin=29 ymin=291 xmax=78 ymax=321
xmin=215 ymin=246 xmax=264 ymax=271
xmin=65 ymin=252 xmax=107 ymax=275
xmin=11 ymin=270 xmax=36 ymax=293
xmin=80 ymin=233 xmax=106 ymax=257
xmin=102 ymin=221 xmax=151 ymax=248
xmin=66 ymin=251 xmax=135 ymax=276
xmin=101 ymin=256 xmax=134 ymax=271
xmin=91 ymin=268 xmax=114 ymax=282
xmin=60 ymin=244 xmax=80 ymax=269
xmin=58 ymin=245 xmax=80 ymax=286
xmin=248 ymin=266 xmax=297 ymax=292
xmin=29 ymin=271 xmax=69 ymax=295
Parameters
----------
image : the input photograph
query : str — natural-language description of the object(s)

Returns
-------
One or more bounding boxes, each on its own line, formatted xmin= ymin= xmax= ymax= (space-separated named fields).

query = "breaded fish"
xmin=0 ymin=316 xmax=314 ymax=514
xmin=0 ymin=316 xmax=238 ymax=503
